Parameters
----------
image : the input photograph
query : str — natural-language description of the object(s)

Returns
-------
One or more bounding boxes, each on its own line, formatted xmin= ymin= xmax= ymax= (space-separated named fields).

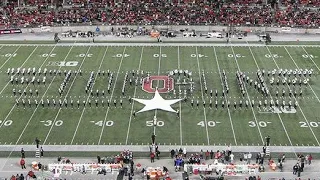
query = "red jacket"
xmin=150 ymin=153 xmax=155 ymax=158
xmin=20 ymin=159 xmax=25 ymax=165
xmin=28 ymin=171 xmax=34 ymax=177
xmin=205 ymin=151 xmax=210 ymax=156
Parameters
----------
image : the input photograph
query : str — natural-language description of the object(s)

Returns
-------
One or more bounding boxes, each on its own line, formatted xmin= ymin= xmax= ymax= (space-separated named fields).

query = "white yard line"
xmin=265 ymin=46 xmax=320 ymax=146
xmin=301 ymin=47 xmax=320 ymax=72
xmin=97 ymin=47 xmax=126 ymax=145
xmin=43 ymin=46 xmax=93 ymax=144
xmin=0 ymin=46 xmax=35 ymax=95
xmin=0 ymin=46 xmax=40 ymax=128
xmin=0 ymin=45 xmax=20 ymax=70
xmin=13 ymin=45 xmax=73 ymax=144
xmin=0 ymin=45 xmax=64 ymax=172
xmin=229 ymin=46 xmax=265 ymax=144
xmin=247 ymin=45 xmax=294 ymax=149
xmin=284 ymin=47 xmax=320 ymax=103
xmin=213 ymin=47 xmax=237 ymax=146
xmin=70 ymin=47 xmax=109 ymax=144
xmin=195 ymin=46 xmax=210 ymax=145
xmin=177 ymin=46 xmax=183 ymax=145
xmin=125 ymin=47 xmax=144 ymax=145
xmin=153 ymin=46 xmax=162 ymax=136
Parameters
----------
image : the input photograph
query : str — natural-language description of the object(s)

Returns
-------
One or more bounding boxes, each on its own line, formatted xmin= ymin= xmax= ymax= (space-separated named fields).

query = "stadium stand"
xmin=281 ymin=0 xmax=320 ymax=7
xmin=275 ymin=7 xmax=319 ymax=27
xmin=0 ymin=0 xmax=318 ymax=28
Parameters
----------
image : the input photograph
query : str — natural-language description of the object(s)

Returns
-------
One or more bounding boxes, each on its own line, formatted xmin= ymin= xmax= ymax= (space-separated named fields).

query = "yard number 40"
xmin=197 ymin=121 xmax=216 ymax=127
xmin=0 ymin=120 xmax=13 ymax=127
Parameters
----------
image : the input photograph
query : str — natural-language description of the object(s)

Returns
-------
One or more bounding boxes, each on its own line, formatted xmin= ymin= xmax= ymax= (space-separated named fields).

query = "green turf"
xmin=0 ymin=44 xmax=319 ymax=147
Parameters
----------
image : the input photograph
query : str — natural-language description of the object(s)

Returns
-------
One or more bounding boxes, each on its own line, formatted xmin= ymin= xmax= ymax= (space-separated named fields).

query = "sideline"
xmin=0 ymin=145 xmax=319 ymax=153
xmin=0 ymin=43 xmax=319 ymax=47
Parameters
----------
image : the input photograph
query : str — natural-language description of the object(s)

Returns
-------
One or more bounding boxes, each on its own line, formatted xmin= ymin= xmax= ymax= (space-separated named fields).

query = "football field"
xmin=0 ymin=43 xmax=320 ymax=147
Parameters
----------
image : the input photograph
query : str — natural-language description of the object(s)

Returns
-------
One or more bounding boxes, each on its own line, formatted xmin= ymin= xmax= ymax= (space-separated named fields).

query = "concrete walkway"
xmin=0 ymin=31 xmax=320 ymax=43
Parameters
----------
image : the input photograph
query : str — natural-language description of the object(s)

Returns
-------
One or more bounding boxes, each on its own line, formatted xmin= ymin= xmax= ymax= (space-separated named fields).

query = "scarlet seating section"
xmin=218 ymin=6 xmax=273 ymax=26
xmin=281 ymin=0 xmax=320 ymax=7
xmin=0 ymin=0 xmax=319 ymax=28
xmin=274 ymin=6 xmax=319 ymax=27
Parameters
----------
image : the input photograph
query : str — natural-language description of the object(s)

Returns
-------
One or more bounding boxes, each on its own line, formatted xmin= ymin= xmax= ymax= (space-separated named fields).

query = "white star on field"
xmin=133 ymin=90 xmax=182 ymax=113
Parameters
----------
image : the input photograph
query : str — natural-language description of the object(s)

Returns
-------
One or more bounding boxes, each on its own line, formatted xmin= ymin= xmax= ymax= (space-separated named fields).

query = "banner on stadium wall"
xmin=184 ymin=163 xmax=259 ymax=176
xmin=0 ymin=29 xmax=22 ymax=35
xmin=281 ymin=27 xmax=291 ymax=32
xmin=48 ymin=163 xmax=122 ymax=172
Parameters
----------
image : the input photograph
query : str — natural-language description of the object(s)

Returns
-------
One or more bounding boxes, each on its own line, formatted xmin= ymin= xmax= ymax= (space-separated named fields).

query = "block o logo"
xmin=142 ymin=76 xmax=174 ymax=93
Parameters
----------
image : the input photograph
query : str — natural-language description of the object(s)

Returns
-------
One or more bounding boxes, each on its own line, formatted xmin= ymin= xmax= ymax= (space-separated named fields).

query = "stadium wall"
xmin=22 ymin=25 xmax=320 ymax=34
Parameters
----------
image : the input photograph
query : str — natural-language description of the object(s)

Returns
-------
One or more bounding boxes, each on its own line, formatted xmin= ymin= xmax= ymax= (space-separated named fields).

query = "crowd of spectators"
xmin=9 ymin=170 xmax=36 ymax=180
xmin=96 ymin=150 xmax=133 ymax=164
xmin=171 ymin=147 xmax=235 ymax=172
xmin=0 ymin=0 xmax=319 ymax=28
xmin=281 ymin=0 xmax=320 ymax=7
xmin=274 ymin=6 xmax=319 ymax=27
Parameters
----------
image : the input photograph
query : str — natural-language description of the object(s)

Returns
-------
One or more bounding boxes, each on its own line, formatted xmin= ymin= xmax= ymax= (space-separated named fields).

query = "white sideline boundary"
xmin=0 ymin=43 xmax=320 ymax=47
xmin=0 ymin=145 xmax=317 ymax=153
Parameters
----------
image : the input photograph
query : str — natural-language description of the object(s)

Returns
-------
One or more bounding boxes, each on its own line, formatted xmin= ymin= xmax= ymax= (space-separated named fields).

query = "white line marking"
xmin=0 ymin=46 xmax=40 ymax=128
xmin=247 ymin=45 xmax=294 ymax=150
xmin=0 ymin=46 xmax=32 ymax=95
xmin=0 ymin=45 xmax=20 ymax=70
xmin=154 ymin=47 xmax=163 ymax=135
xmin=13 ymin=45 xmax=73 ymax=143
xmin=265 ymin=46 xmax=320 ymax=146
xmin=98 ymin=47 xmax=126 ymax=145
xmin=70 ymin=47 xmax=109 ymax=144
xmin=229 ymin=46 xmax=265 ymax=144
xmin=2 ymin=43 xmax=319 ymax=47
xmin=213 ymin=47 xmax=237 ymax=145
xmin=195 ymin=46 xmax=210 ymax=145
xmin=43 ymin=46 xmax=93 ymax=144
xmin=0 ymin=44 xmax=60 ymax=171
xmin=301 ymin=47 xmax=320 ymax=72
xmin=125 ymin=47 xmax=144 ymax=145
xmin=284 ymin=47 xmax=320 ymax=103
xmin=178 ymin=46 xmax=183 ymax=145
